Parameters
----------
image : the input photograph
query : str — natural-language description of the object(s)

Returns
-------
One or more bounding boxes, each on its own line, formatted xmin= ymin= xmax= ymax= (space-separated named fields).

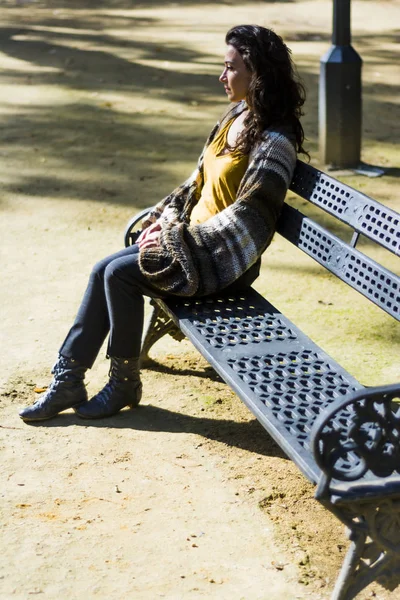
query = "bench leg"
xmin=140 ymin=300 xmax=185 ymax=365
xmin=331 ymin=498 xmax=400 ymax=600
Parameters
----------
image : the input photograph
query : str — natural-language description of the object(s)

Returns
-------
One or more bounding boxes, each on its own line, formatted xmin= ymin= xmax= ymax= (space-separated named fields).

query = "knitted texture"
xmin=139 ymin=102 xmax=297 ymax=297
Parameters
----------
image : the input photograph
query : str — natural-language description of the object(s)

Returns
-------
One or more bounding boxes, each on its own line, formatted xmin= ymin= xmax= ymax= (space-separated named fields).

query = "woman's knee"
xmin=91 ymin=254 xmax=117 ymax=280
xmin=104 ymin=256 xmax=145 ymax=293
xmin=104 ymin=257 xmax=134 ymax=287
xmin=104 ymin=260 xmax=120 ymax=283
xmin=93 ymin=247 xmax=140 ymax=282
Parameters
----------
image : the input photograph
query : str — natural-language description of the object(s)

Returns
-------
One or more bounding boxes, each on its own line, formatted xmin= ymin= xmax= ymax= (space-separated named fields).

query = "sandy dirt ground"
xmin=1 ymin=1 xmax=399 ymax=599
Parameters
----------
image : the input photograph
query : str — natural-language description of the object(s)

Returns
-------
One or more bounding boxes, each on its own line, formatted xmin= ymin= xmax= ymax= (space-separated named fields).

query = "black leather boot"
xmin=19 ymin=356 xmax=88 ymax=422
xmin=74 ymin=357 xmax=142 ymax=419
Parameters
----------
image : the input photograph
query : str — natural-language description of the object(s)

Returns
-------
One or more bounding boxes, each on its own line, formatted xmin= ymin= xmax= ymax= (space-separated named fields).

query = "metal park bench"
xmin=124 ymin=160 xmax=400 ymax=600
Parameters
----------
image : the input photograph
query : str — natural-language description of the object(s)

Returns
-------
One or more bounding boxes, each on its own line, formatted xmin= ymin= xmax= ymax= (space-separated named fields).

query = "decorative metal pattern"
xmin=124 ymin=165 xmax=400 ymax=600
xmin=226 ymin=350 xmax=357 ymax=448
xmin=278 ymin=205 xmax=400 ymax=321
xmin=176 ymin=295 xmax=297 ymax=349
xmin=281 ymin=213 xmax=334 ymax=266
xmin=124 ymin=207 xmax=153 ymax=247
xmin=330 ymin=499 xmax=400 ymax=600
xmin=342 ymin=253 xmax=400 ymax=317
xmin=291 ymin=164 xmax=348 ymax=217
xmin=368 ymin=499 xmax=400 ymax=555
xmin=140 ymin=300 xmax=184 ymax=364
xmin=290 ymin=161 xmax=400 ymax=256
xmin=311 ymin=385 xmax=400 ymax=484
xmin=362 ymin=205 xmax=400 ymax=256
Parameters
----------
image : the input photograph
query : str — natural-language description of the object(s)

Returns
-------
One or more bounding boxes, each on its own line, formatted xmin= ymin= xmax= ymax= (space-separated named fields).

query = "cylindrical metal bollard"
xmin=319 ymin=0 xmax=362 ymax=168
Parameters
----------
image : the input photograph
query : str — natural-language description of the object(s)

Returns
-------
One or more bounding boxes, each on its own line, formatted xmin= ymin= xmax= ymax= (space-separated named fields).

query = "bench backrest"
xmin=277 ymin=160 xmax=400 ymax=321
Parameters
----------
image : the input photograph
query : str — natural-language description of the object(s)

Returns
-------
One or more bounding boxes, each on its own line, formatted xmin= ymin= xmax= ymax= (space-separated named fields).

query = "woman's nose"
xmin=219 ymin=68 xmax=227 ymax=82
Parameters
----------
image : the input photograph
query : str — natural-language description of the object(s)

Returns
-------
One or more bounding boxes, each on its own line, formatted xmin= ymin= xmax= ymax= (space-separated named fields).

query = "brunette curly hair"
xmin=226 ymin=24 xmax=308 ymax=156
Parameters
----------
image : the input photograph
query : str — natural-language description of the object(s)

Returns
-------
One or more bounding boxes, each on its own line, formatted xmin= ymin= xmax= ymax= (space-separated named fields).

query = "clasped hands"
xmin=136 ymin=222 xmax=162 ymax=250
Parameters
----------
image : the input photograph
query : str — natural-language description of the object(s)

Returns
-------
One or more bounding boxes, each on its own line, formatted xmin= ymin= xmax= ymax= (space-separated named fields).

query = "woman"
xmin=19 ymin=24 xmax=307 ymax=422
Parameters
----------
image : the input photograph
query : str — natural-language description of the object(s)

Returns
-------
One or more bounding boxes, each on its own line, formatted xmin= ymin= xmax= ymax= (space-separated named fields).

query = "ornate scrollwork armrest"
xmin=124 ymin=207 xmax=154 ymax=247
xmin=310 ymin=383 xmax=400 ymax=500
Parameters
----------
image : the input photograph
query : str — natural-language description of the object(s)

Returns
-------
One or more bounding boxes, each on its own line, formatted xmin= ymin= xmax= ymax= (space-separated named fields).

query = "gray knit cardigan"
xmin=138 ymin=101 xmax=297 ymax=297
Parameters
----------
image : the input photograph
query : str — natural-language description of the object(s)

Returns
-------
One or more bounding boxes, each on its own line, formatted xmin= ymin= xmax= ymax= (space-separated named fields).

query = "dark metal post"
xmin=319 ymin=0 xmax=362 ymax=168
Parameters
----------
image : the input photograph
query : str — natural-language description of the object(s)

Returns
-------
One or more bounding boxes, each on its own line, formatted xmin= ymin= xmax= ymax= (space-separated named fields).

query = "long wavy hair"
xmin=225 ymin=25 xmax=308 ymax=156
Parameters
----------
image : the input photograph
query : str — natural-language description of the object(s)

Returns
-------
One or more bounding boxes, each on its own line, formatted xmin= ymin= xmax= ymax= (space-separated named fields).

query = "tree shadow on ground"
xmin=0 ymin=25 xmax=220 ymax=99
xmin=141 ymin=358 xmax=224 ymax=381
xmin=4 ymin=0 xmax=296 ymax=9
xmin=24 ymin=403 xmax=289 ymax=460
xmin=2 ymin=101 xmax=210 ymax=209
xmin=0 ymin=8 xmax=398 ymax=232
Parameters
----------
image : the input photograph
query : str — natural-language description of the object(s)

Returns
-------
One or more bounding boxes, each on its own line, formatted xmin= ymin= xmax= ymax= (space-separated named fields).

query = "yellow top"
xmin=190 ymin=118 xmax=249 ymax=225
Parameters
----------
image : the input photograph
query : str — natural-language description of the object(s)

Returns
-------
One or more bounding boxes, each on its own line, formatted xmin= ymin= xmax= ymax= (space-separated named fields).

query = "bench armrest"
xmin=310 ymin=383 xmax=400 ymax=500
xmin=124 ymin=207 xmax=154 ymax=247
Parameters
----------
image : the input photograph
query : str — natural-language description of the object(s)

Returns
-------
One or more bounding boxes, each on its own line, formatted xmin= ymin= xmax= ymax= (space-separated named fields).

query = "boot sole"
xmin=19 ymin=413 xmax=57 ymax=422
xmin=74 ymin=404 xmax=138 ymax=419
xmin=19 ymin=401 xmax=87 ymax=422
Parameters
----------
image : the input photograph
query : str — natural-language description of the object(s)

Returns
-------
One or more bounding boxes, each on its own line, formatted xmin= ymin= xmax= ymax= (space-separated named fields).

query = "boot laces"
xmin=52 ymin=355 xmax=72 ymax=376
xmin=34 ymin=380 xmax=61 ymax=407
xmin=51 ymin=356 xmax=86 ymax=382
xmin=93 ymin=380 xmax=118 ymax=407
xmin=108 ymin=358 xmax=140 ymax=382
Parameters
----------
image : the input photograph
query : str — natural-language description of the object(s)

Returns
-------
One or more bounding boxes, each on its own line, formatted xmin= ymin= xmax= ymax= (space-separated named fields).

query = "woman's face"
xmin=219 ymin=44 xmax=252 ymax=103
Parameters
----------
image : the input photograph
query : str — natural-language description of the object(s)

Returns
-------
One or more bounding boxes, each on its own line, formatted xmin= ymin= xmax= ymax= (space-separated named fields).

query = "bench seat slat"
xmin=157 ymin=289 xmax=362 ymax=485
xmin=290 ymin=161 xmax=400 ymax=256
xmin=277 ymin=204 xmax=400 ymax=321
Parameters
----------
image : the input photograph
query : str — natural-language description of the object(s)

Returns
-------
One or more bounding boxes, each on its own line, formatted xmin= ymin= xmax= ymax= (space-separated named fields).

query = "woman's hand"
xmin=137 ymin=222 xmax=162 ymax=250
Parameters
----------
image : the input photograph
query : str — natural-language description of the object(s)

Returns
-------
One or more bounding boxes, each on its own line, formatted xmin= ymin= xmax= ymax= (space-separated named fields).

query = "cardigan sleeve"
xmin=140 ymin=173 xmax=198 ymax=229
xmin=139 ymin=131 xmax=297 ymax=296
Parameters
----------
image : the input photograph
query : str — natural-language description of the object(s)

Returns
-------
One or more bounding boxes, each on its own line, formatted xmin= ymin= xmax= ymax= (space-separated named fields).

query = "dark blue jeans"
xmin=59 ymin=244 xmax=260 ymax=369
xmin=59 ymin=244 xmax=162 ymax=368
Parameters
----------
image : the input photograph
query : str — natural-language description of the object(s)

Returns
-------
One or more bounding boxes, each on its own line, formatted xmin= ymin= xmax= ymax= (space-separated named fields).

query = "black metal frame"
xmin=124 ymin=160 xmax=400 ymax=600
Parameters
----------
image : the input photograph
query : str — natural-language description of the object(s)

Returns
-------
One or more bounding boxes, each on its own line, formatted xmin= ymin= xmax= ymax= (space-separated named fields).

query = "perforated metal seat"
xmin=124 ymin=160 xmax=400 ymax=600
xmin=157 ymin=288 xmax=361 ymax=484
